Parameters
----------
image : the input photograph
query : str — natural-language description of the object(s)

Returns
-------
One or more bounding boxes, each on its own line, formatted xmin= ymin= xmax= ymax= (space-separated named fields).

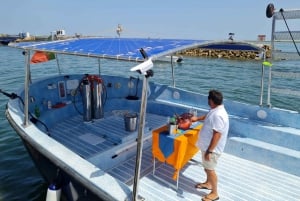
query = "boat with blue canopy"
xmin=2 ymin=4 xmax=300 ymax=201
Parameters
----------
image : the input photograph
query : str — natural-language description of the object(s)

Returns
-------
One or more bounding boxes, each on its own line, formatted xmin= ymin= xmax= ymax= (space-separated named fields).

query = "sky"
xmin=1 ymin=0 xmax=300 ymax=41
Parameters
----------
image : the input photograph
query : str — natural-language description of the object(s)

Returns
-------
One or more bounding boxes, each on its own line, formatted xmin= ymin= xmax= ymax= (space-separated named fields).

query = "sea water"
xmin=0 ymin=44 xmax=299 ymax=201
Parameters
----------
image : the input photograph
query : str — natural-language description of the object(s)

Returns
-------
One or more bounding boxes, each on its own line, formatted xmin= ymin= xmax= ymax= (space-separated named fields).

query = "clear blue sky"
xmin=1 ymin=0 xmax=300 ymax=40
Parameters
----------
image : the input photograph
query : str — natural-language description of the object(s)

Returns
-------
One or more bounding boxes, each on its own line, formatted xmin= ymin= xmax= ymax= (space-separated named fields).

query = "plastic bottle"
xmin=34 ymin=105 xmax=40 ymax=118
xmin=169 ymin=117 xmax=176 ymax=125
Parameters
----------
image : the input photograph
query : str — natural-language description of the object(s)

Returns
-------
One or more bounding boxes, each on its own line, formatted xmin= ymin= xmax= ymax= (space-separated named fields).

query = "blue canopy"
xmin=9 ymin=37 xmax=207 ymax=62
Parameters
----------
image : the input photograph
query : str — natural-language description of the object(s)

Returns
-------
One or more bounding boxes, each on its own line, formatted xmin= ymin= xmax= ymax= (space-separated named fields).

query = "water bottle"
xmin=34 ymin=105 xmax=40 ymax=118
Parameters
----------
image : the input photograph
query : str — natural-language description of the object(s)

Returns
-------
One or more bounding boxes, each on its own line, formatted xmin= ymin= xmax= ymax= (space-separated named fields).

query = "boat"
xmin=196 ymin=40 xmax=264 ymax=52
xmin=195 ymin=40 xmax=265 ymax=59
xmin=5 ymin=37 xmax=210 ymax=201
xmin=0 ymin=32 xmax=31 ymax=45
xmin=0 ymin=35 xmax=20 ymax=45
xmin=2 ymin=5 xmax=300 ymax=201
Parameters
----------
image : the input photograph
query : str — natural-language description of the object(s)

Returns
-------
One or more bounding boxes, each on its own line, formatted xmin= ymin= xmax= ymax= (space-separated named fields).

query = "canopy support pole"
xmin=271 ymin=15 xmax=276 ymax=59
xmin=171 ymin=55 xmax=175 ymax=87
xmin=55 ymin=53 xmax=61 ymax=74
xmin=132 ymin=69 xmax=153 ymax=201
xmin=267 ymin=65 xmax=272 ymax=107
xmin=98 ymin=58 xmax=101 ymax=75
xmin=23 ymin=50 xmax=31 ymax=127
xmin=259 ymin=51 xmax=266 ymax=106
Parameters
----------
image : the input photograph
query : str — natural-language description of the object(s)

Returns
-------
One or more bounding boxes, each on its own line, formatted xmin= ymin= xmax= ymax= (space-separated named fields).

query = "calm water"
xmin=0 ymin=44 xmax=299 ymax=201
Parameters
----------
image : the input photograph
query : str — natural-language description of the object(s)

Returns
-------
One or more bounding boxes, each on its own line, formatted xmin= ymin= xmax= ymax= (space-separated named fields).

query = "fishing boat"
xmin=2 ymin=5 xmax=300 ymax=201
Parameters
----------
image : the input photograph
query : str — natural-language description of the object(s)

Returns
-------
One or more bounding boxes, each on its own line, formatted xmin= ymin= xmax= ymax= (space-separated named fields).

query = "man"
xmin=191 ymin=89 xmax=229 ymax=201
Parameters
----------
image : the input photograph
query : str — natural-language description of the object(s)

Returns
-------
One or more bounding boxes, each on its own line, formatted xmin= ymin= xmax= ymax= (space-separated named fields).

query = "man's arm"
xmin=205 ymin=129 xmax=221 ymax=160
xmin=191 ymin=114 xmax=206 ymax=122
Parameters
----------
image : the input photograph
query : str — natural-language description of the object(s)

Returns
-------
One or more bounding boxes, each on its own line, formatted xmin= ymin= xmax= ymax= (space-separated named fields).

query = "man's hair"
xmin=208 ymin=89 xmax=223 ymax=105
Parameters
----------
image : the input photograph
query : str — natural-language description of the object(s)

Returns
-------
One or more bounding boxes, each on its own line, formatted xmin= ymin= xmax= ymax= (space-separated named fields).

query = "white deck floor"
xmin=49 ymin=112 xmax=300 ymax=201
xmin=104 ymin=145 xmax=300 ymax=201
xmin=130 ymin=150 xmax=300 ymax=201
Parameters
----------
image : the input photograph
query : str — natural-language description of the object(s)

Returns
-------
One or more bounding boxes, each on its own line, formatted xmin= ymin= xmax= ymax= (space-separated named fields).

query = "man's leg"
xmin=205 ymin=169 xmax=218 ymax=198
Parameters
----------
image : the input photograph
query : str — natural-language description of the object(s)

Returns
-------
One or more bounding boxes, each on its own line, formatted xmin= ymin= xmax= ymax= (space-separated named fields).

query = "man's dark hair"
xmin=208 ymin=90 xmax=223 ymax=105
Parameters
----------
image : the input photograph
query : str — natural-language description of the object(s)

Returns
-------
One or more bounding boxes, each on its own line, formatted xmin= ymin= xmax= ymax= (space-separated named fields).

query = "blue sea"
xmin=0 ymin=44 xmax=299 ymax=201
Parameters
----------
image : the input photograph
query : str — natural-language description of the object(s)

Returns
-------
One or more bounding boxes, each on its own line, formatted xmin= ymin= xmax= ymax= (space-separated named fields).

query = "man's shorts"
xmin=201 ymin=152 xmax=221 ymax=170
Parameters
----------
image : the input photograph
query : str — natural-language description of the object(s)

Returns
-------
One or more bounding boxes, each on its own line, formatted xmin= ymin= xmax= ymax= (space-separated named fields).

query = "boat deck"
xmin=48 ymin=111 xmax=300 ymax=201
xmin=106 ymin=147 xmax=300 ymax=201
xmin=49 ymin=111 xmax=167 ymax=159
